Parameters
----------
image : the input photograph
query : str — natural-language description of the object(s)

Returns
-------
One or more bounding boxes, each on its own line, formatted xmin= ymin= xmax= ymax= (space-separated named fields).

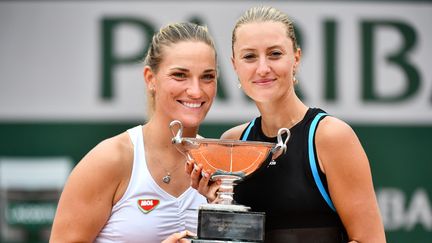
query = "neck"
xmin=143 ymin=116 xmax=198 ymax=166
xmin=143 ymin=119 xmax=191 ymax=190
xmin=256 ymin=93 xmax=308 ymax=137
xmin=145 ymin=116 xmax=199 ymax=145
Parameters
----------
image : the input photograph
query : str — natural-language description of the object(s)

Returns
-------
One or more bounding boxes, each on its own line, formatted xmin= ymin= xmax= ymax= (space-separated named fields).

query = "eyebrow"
xmin=169 ymin=67 xmax=216 ymax=73
xmin=169 ymin=67 xmax=189 ymax=72
xmin=267 ymin=45 xmax=283 ymax=50
xmin=240 ymin=45 xmax=284 ymax=52
xmin=239 ymin=47 xmax=255 ymax=52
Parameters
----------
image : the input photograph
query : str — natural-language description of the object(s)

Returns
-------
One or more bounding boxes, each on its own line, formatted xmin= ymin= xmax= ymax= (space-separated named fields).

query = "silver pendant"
xmin=162 ymin=174 xmax=171 ymax=184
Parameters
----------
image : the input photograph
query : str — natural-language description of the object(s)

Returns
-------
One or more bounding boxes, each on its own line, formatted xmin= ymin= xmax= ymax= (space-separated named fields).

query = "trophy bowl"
xmin=170 ymin=120 xmax=290 ymax=242
xmin=180 ymin=138 xmax=274 ymax=176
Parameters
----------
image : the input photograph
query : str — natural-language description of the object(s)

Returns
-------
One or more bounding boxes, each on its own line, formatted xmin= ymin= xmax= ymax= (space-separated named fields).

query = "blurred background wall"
xmin=0 ymin=0 xmax=431 ymax=242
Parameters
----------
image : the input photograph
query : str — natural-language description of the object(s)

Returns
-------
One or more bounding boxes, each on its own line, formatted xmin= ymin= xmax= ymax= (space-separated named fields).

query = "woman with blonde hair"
xmin=190 ymin=6 xmax=386 ymax=243
xmin=50 ymin=22 xmax=218 ymax=243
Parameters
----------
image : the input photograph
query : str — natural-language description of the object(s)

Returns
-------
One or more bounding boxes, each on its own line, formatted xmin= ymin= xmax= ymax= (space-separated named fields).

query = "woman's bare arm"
xmin=316 ymin=117 xmax=386 ymax=243
xmin=50 ymin=134 xmax=132 ymax=242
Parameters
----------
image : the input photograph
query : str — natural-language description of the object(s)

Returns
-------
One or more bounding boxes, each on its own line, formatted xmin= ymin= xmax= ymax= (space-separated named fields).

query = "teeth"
xmin=182 ymin=102 xmax=202 ymax=108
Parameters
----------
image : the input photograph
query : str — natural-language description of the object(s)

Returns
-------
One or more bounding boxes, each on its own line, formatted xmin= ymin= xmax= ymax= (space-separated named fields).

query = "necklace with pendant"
xmin=143 ymin=125 xmax=184 ymax=184
xmin=162 ymin=173 xmax=171 ymax=184
xmin=160 ymin=160 xmax=184 ymax=184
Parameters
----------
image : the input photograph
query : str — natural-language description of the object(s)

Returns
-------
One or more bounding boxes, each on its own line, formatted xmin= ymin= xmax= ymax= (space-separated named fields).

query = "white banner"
xmin=1 ymin=1 xmax=431 ymax=124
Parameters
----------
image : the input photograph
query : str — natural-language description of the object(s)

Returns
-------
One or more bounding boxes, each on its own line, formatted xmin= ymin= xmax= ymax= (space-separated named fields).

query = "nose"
xmin=186 ymin=79 xmax=202 ymax=98
xmin=257 ymin=57 xmax=271 ymax=76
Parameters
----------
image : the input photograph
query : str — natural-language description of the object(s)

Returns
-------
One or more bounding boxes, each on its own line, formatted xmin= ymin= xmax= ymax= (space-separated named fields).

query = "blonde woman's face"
xmin=151 ymin=41 xmax=217 ymax=128
xmin=232 ymin=21 xmax=300 ymax=103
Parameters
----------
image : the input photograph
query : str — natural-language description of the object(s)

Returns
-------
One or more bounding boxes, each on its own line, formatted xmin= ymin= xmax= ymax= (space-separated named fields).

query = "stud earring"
xmin=148 ymin=85 xmax=155 ymax=96
xmin=237 ymin=83 xmax=242 ymax=89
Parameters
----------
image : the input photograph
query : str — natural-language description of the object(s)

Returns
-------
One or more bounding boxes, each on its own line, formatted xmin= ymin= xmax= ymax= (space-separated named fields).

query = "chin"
xmin=248 ymin=91 xmax=275 ymax=103
xmin=175 ymin=117 xmax=204 ymax=129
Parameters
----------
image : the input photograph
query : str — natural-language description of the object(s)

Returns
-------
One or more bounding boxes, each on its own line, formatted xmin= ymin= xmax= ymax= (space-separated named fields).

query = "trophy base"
xmin=199 ymin=203 xmax=250 ymax=212
xmin=196 ymin=207 xmax=265 ymax=242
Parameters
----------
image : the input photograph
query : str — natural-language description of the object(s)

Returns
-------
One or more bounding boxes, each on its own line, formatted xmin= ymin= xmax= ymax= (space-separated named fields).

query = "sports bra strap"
xmin=308 ymin=112 xmax=336 ymax=212
xmin=241 ymin=118 xmax=256 ymax=141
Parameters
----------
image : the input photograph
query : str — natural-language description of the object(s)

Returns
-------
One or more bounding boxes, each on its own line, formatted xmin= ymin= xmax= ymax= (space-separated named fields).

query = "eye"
xmin=201 ymin=73 xmax=216 ymax=82
xmin=171 ymin=72 xmax=187 ymax=80
xmin=269 ymin=50 xmax=283 ymax=59
xmin=242 ymin=53 xmax=257 ymax=60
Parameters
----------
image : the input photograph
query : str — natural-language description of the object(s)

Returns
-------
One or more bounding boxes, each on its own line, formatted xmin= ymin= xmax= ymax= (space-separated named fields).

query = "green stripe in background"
xmin=0 ymin=122 xmax=431 ymax=242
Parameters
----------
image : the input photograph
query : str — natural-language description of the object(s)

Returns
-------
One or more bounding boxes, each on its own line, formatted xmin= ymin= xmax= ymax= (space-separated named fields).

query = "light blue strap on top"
xmin=241 ymin=118 xmax=256 ymax=141
xmin=308 ymin=112 xmax=336 ymax=212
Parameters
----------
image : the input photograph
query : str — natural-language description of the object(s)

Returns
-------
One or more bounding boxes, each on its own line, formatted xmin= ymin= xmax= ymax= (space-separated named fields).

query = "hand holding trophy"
xmin=170 ymin=120 xmax=290 ymax=242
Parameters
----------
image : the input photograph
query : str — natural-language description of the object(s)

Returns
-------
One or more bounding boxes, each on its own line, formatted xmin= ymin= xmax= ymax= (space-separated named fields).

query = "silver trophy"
xmin=170 ymin=120 xmax=290 ymax=242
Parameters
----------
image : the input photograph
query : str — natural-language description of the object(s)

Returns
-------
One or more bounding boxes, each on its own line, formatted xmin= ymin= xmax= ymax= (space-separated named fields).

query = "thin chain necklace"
xmin=148 ymin=155 xmax=183 ymax=184
xmin=161 ymin=159 xmax=184 ymax=184
xmin=143 ymin=124 xmax=185 ymax=184
xmin=151 ymin=151 xmax=184 ymax=184
xmin=162 ymin=172 xmax=172 ymax=184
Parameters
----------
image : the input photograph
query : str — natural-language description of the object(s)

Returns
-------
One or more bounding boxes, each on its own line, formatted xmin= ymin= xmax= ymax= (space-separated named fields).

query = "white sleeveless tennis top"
xmin=94 ymin=125 xmax=206 ymax=243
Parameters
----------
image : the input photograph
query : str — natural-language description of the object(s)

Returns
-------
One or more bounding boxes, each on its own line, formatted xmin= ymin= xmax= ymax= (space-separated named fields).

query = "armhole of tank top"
xmin=112 ymin=126 xmax=139 ymax=209
xmin=241 ymin=118 xmax=256 ymax=141
xmin=308 ymin=113 xmax=337 ymax=212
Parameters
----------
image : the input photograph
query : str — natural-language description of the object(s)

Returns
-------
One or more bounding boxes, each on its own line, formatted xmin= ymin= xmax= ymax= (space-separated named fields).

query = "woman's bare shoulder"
xmin=220 ymin=123 xmax=250 ymax=140
xmin=49 ymin=131 xmax=134 ymax=241
xmin=74 ymin=131 xmax=133 ymax=179
xmin=315 ymin=115 xmax=367 ymax=172
xmin=316 ymin=116 xmax=356 ymax=143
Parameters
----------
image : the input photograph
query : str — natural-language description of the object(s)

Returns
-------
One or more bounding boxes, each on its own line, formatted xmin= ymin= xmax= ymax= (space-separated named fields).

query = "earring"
xmin=292 ymin=68 xmax=298 ymax=84
xmin=293 ymin=75 xmax=298 ymax=84
xmin=148 ymin=85 xmax=155 ymax=95
xmin=237 ymin=83 xmax=242 ymax=89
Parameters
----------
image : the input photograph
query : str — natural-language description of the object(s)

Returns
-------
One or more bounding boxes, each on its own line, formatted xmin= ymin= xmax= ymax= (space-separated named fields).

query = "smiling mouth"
xmin=253 ymin=78 xmax=275 ymax=85
xmin=180 ymin=101 xmax=203 ymax=108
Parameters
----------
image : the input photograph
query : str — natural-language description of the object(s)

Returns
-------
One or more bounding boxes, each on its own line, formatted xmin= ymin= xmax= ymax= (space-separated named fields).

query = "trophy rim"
xmin=180 ymin=137 xmax=275 ymax=147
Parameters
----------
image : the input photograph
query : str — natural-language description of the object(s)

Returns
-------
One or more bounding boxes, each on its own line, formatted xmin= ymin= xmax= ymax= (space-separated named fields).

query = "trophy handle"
xmin=270 ymin=128 xmax=290 ymax=162
xmin=169 ymin=120 xmax=194 ymax=162
xmin=169 ymin=120 xmax=183 ymax=144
